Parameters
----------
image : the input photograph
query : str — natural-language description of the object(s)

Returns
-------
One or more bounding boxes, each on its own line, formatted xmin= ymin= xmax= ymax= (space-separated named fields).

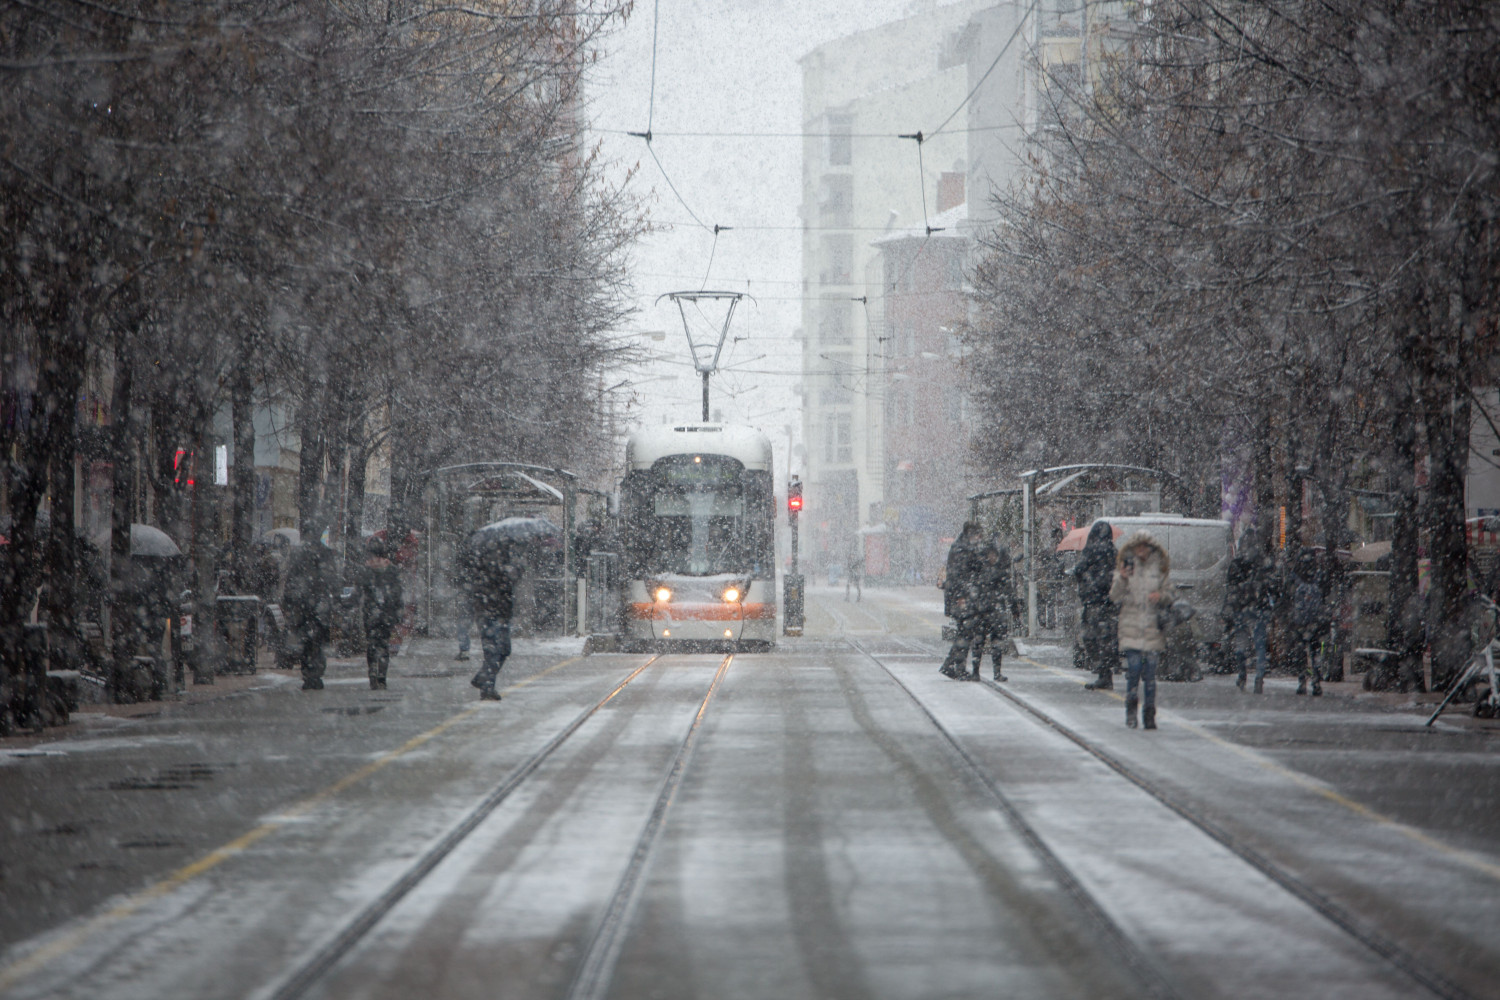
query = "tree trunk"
xmin=1387 ymin=368 xmax=1424 ymax=690
xmin=1424 ymin=386 xmax=1471 ymax=690
xmin=345 ymin=399 xmax=368 ymax=563
xmin=107 ymin=332 xmax=136 ymax=702
xmin=231 ymin=367 xmax=256 ymax=587
xmin=297 ymin=391 xmax=327 ymax=541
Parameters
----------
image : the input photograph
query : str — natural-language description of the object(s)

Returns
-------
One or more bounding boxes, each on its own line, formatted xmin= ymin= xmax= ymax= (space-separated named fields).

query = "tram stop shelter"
xmin=968 ymin=464 xmax=1188 ymax=637
xmin=422 ymin=463 xmax=607 ymax=637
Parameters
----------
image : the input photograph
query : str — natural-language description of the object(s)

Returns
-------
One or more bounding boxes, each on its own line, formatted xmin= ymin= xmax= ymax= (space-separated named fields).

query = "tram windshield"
xmin=624 ymin=455 xmax=773 ymax=578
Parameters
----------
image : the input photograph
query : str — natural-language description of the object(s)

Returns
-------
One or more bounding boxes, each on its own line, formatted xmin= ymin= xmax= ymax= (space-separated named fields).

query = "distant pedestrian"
xmin=940 ymin=522 xmax=986 ymax=679
xmin=465 ymin=535 xmax=522 ymax=701
xmin=845 ymin=550 xmax=863 ymax=602
xmin=970 ymin=541 xmax=1020 ymax=681
xmin=1224 ymin=526 xmax=1274 ymax=693
xmin=1110 ymin=530 xmax=1171 ymax=729
xmin=1076 ymin=521 xmax=1119 ymax=690
xmin=282 ymin=540 xmax=333 ymax=691
xmin=356 ymin=536 xmax=404 ymax=691
xmin=1288 ymin=546 xmax=1329 ymax=696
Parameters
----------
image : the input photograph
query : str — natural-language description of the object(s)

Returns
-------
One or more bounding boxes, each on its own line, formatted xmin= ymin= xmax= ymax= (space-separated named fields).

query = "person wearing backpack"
xmin=1289 ymin=546 xmax=1330 ymax=696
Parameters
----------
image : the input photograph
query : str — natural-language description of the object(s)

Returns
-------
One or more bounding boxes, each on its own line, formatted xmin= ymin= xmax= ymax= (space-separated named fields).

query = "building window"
xmin=828 ymin=114 xmax=852 ymax=166
xmin=825 ymin=412 xmax=853 ymax=465
xmin=822 ymin=174 xmax=852 ymax=228
xmin=820 ymin=234 xmax=853 ymax=284
xmin=820 ymin=386 xmax=852 ymax=406
xmin=820 ymin=296 xmax=851 ymax=344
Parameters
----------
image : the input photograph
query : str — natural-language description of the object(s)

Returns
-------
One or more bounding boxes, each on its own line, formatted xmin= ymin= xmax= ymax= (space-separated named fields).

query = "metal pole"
xmin=1022 ymin=471 xmax=1037 ymax=637
xmin=702 ymin=371 xmax=710 ymax=422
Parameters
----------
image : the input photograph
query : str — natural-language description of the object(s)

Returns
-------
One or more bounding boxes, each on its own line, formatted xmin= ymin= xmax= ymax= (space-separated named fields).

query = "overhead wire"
xmin=927 ymin=0 xmax=1037 ymax=139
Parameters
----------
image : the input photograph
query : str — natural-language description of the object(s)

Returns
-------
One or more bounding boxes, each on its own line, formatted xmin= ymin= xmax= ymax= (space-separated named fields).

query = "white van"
xmin=1090 ymin=514 xmax=1231 ymax=648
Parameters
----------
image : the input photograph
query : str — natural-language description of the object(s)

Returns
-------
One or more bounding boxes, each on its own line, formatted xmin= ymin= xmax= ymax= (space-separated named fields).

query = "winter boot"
xmin=1126 ymin=695 xmax=1139 ymax=729
xmin=479 ymin=686 xmax=501 ymax=701
xmin=1143 ymin=706 xmax=1157 ymax=730
xmin=1085 ymin=671 xmax=1113 ymax=691
xmin=1296 ymin=678 xmax=1308 ymax=695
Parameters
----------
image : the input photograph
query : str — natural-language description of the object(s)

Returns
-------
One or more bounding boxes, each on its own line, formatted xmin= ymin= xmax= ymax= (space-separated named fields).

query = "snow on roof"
xmin=870 ymin=200 xmax=971 ymax=245
xmin=626 ymin=423 xmax=773 ymax=472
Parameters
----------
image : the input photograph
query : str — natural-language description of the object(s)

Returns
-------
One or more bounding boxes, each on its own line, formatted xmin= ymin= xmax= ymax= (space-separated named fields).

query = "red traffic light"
xmin=787 ymin=480 xmax=803 ymax=513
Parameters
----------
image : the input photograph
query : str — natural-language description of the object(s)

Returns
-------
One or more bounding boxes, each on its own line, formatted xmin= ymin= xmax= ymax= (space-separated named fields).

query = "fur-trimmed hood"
xmin=1116 ymin=529 xmax=1170 ymax=575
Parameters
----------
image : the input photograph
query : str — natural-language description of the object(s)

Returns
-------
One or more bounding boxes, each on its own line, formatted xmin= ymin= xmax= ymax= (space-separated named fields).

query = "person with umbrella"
xmin=463 ymin=530 xmax=525 ymax=700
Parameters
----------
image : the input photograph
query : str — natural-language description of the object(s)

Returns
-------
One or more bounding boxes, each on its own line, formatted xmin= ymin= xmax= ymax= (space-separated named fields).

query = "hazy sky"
xmin=587 ymin=0 xmax=945 ymax=471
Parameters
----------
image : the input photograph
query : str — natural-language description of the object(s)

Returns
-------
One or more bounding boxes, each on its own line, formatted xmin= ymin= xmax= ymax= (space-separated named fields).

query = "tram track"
xmin=266 ymin=652 xmax=734 ymax=1000
xmin=848 ymin=638 xmax=1184 ymax=1000
xmin=267 ymin=654 xmax=663 ymax=1000
xmin=857 ymin=636 xmax=1477 ymax=1000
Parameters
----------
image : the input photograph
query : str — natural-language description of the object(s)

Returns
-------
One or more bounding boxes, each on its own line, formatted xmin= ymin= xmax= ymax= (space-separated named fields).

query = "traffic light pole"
xmin=783 ymin=476 xmax=804 ymax=636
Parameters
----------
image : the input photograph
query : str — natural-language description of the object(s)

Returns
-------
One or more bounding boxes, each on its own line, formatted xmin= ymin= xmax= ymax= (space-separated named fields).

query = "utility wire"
xmin=644 ymin=143 xmax=711 ymax=231
xmin=646 ymin=0 xmax=660 ymax=135
xmin=595 ymin=124 xmax=1025 ymax=139
xmin=929 ymin=0 xmax=1036 ymax=139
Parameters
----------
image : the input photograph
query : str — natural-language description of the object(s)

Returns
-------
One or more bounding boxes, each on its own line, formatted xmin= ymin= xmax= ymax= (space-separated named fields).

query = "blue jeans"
xmin=1124 ymin=649 xmax=1158 ymax=710
xmin=1231 ymin=614 xmax=1268 ymax=686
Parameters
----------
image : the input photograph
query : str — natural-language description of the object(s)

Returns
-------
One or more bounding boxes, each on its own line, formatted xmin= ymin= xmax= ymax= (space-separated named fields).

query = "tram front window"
xmin=627 ymin=456 xmax=770 ymax=577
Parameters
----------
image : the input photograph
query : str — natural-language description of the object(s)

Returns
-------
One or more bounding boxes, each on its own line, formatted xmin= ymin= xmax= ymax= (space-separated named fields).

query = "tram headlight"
xmin=654 ymin=586 xmax=672 ymax=603
xmin=721 ymin=587 xmax=741 ymax=603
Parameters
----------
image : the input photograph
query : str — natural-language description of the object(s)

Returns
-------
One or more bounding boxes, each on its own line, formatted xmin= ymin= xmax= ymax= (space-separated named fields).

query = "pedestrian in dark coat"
xmin=356 ymin=536 xmax=404 ymax=690
xmin=969 ymin=541 xmax=1020 ymax=681
xmin=1224 ymin=526 xmax=1274 ymax=693
xmin=1110 ymin=530 xmax=1171 ymax=729
xmin=282 ymin=541 xmax=333 ymax=690
xmin=1077 ymin=521 xmax=1119 ymax=690
xmin=464 ymin=535 xmax=522 ymax=700
xmin=940 ymin=522 xmax=986 ymax=678
xmin=1288 ymin=546 xmax=1330 ymax=696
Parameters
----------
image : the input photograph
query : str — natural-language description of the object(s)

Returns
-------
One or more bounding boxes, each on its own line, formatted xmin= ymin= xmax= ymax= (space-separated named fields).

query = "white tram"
xmin=619 ymin=423 xmax=777 ymax=651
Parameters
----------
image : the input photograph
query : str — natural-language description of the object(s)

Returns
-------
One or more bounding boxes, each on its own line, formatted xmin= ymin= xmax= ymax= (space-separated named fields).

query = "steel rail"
xmin=268 ymin=655 xmax=662 ymax=1000
xmin=566 ymin=653 xmax=734 ymax=1000
xmin=849 ymin=639 xmax=1185 ymax=1000
xmin=970 ymin=657 xmax=1476 ymax=1000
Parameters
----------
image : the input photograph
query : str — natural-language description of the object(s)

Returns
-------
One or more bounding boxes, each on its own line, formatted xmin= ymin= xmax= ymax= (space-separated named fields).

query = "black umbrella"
xmin=470 ymin=516 xmax=561 ymax=546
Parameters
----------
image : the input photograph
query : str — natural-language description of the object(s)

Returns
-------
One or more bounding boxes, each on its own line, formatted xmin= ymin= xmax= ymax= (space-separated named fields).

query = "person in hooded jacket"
xmin=969 ymin=540 xmax=1020 ymax=681
xmin=355 ymin=535 xmax=404 ymax=690
xmin=1076 ymin=521 xmax=1119 ymax=690
xmin=939 ymin=522 xmax=986 ymax=679
xmin=464 ymin=535 xmax=523 ymax=700
xmin=1109 ymin=530 xmax=1171 ymax=729
xmin=1224 ymin=526 xmax=1274 ymax=693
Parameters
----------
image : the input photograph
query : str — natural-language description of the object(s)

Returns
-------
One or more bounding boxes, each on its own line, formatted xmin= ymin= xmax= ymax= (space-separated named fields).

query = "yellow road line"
xmin=0 ymin=654 xmax=590 ymax=993
xmin=1018 ymin=655 xmax=1500 ymax=881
